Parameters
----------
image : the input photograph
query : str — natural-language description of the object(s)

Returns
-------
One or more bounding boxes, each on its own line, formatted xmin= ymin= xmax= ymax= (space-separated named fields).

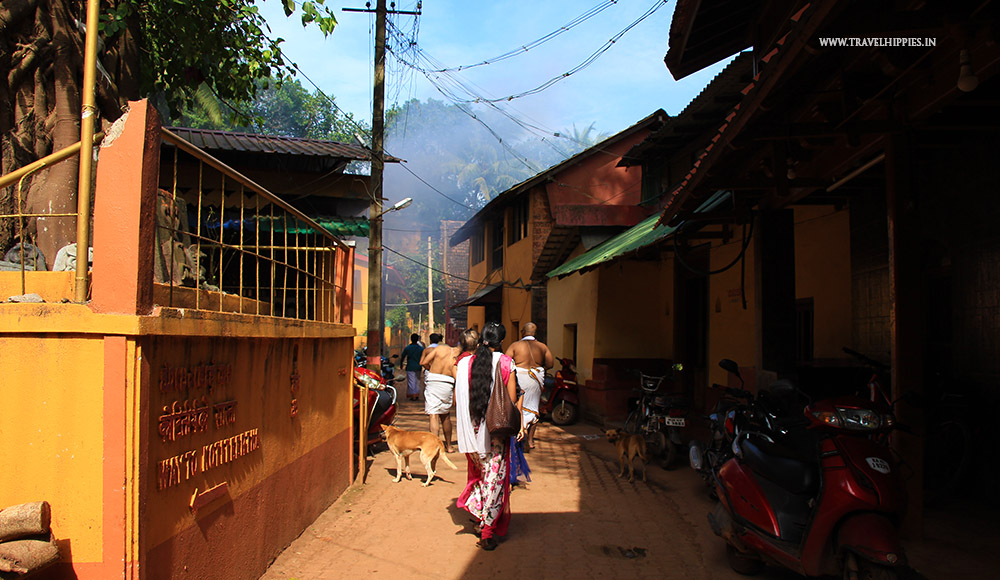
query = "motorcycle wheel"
xmin=845 ymin=554 xmax=898 ymax=580
xmin=624 ymin=411 xmax=641 ymax=434
xmin=726 ymin=543 xmax=764 ymax=576
xmin=660 ymin=439 xmax=678 ymax=470
xmin=551 ymin=400 xmax=578 ymax=425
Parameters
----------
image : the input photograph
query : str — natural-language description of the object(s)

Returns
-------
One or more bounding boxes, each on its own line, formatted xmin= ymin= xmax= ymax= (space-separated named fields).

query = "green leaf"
xmin=282 ymin=0 xmax=295 ymax=17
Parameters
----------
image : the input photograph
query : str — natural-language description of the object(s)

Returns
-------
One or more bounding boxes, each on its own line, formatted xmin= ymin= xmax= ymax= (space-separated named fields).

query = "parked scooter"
xmin=353 ymin=366 xmax=398 ymax=451
xmin=689 ymin=359 xmax=757 ymax=490
xmin=624 ymin=363 xmax=687 ymax=468
xmin=540 ymin=357 xmax=580 ymax=425
xmin=708 ymin=363 xmax=907 ymax=579
xmin=354 ymin=347 xmax=398 ymax=383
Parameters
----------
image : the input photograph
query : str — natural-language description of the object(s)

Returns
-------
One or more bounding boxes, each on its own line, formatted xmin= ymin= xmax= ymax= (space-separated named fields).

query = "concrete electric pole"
xmin=427 ymin=236 xmax=434 ymax=335
xmin=343 ymin=0 xmax=420 ymax=371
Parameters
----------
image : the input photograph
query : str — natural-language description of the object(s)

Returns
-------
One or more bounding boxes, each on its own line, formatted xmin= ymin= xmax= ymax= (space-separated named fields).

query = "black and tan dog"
xmin=380 ymin=424 xmax=458 ymax=486
xmin=605 ymin=428 xmax=647 ymax=483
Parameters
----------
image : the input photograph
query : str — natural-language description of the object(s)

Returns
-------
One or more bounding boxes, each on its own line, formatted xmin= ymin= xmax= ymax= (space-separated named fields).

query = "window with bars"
xmin=508 ymin=197 xmax=529 ymax=245
xmin=490 ymin=217 xmax=504 ymax=270
xmin=470 ymin=229 xmax=485 ymax=265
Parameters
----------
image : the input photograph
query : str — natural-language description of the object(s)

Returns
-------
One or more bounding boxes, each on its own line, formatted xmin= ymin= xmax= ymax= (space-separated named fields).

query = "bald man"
xmin=420 ymin=333 xmax=458 ymax=452
xmin=504 ymin=322 xmax=554 ymax=450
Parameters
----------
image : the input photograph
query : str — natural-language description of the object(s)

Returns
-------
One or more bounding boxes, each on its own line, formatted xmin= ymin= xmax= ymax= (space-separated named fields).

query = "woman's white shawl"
xmin=455 ymin=351 xmax=504 ymax=457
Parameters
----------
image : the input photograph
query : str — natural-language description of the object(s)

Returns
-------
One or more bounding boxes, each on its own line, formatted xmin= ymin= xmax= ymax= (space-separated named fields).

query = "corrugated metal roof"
xmin=547 ymin=191 xmax=731 ymax=279
xmin=619 ymin=52 xmax=753 ymax=167
xmin=165 ymin=127 xmax=384 ymax=161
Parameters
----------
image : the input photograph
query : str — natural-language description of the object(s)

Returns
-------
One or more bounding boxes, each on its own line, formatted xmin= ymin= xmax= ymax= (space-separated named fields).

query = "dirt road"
xmin=260 ymin=396 xmax=992 ymax=580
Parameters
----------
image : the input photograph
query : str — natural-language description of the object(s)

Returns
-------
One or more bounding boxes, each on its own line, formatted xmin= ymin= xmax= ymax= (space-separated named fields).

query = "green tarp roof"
xmin=546 ymin=191 xmax=731 ymax=279
xmin=263 ymin=216 xmax=370 ymax=237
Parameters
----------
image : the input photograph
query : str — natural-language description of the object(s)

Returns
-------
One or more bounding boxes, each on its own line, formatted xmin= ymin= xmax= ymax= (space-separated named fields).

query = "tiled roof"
xmin=165 ymin=127 xmax=386 ymax=161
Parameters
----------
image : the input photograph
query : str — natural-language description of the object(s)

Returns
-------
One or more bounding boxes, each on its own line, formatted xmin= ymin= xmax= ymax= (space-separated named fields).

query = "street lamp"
xmin=366 ymin=196 xmax=412 ymax=371
xmin=378 ymin=197 xmax=412 ymax=217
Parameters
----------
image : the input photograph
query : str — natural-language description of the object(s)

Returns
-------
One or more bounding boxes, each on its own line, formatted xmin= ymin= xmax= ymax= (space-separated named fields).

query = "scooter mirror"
xmin=719 ymin=359 xmax=741 ymax=377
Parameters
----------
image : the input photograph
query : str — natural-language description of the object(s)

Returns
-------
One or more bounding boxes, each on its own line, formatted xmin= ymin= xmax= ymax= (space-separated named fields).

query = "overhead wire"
xmin=387 ymin=0 xmax=670 ymax=104
xmin=410 ymin=0 xmax=619 ymax=73
xmin=384 ymin=245 xmax=532 ymax=291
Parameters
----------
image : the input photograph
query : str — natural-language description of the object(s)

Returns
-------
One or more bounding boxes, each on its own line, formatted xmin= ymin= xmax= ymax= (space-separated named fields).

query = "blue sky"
xmin=258 ymin=0 xmax=733 ymax=138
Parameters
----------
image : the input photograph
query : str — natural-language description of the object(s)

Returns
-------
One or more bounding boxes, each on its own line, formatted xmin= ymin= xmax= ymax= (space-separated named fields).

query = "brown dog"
xmin=606 ymin=428 xmax=647 ymax=483
xmin=381 ymin=424 xmax=458 ymax=486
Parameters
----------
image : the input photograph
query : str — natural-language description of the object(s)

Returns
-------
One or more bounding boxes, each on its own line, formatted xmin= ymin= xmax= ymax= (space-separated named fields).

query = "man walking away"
xmin=420 ymin=333 xmax=458 ymax=452
xmin=399 ymin=333 xmax=424 ymax=401
xmin=505 ymin=322 xmax=554 ymax=450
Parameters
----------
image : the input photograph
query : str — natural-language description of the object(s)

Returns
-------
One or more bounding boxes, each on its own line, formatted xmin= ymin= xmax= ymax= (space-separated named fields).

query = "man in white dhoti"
xmin=505 ymin=323 xmax=554 ymax=450
xmin=420 ymin=333 xmax=458 ymax=452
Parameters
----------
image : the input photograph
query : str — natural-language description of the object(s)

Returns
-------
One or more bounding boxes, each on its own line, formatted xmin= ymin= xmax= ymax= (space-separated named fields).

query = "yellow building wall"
xmin=794 ymin=206 xmax=852 ymax=359
xmin=0 ymin=334 xmax=107 ymax=562
xmin=707 ymin=239 xmax=759 ymax=390
xmin=594 ymin=257 xmax=675 ymax=359
xmin=546 ymin=265 xmax=600 ymax=381
xmin=353 ymin=257 xmax=369 ymax=350
xmin=500 ymin=233 xmax=534 ymax=348
xmin=467 ymin=305 xmax=485 ymax=333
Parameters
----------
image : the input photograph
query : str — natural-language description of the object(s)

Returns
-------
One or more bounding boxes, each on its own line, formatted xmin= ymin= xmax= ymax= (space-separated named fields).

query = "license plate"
xmin=664 ymin=417 xmax=686 ymax=427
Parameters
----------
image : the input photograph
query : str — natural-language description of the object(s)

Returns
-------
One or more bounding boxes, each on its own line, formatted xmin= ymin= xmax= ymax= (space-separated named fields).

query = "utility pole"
xmin=442 ymin=223 xmax=450 ymax=342
xmin=427 ymin=236 xmax=434 ymax=334
xmin=343 ymin=0 xmax=421 ymax=372
xmin=343 ymin=0 xmax=420 ymax=483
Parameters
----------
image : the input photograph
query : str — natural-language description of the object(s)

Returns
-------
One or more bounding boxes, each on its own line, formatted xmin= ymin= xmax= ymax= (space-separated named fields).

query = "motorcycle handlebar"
xmin=842 ymin=347 xmax=890 ymax=371
xmin=711 ymin=383 xmax=753 ymax=399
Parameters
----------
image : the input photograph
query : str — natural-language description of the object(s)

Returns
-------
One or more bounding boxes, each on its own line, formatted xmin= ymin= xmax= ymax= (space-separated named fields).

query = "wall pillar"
xmin=753 ymin=209 xmax=797 ymax=384
xmin=90 ymin=100 xmax=160 ymax=315
xmin=886 ymin=132 xmax=924 ymax=536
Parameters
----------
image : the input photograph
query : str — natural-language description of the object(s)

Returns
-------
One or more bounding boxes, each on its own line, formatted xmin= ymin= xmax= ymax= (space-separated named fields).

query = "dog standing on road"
xmin=606 ymin=428 xmax=647 ymax=483
xmin=381 ymin=424 xmax=458 ymax=486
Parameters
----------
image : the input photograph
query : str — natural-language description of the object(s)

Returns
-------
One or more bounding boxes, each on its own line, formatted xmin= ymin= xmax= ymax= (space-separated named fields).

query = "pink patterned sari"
xmin=457 ymin=437 xmax=511 ymax=539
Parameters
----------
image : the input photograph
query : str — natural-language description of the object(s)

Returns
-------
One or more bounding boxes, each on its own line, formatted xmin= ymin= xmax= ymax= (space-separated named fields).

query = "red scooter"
xmin=353 ymin=366 xmax=398 ymax=450
xmin=709 ymin=365 xmax=907 ymax=579
xmin=540 ymin=357 xmax=580 ymax=425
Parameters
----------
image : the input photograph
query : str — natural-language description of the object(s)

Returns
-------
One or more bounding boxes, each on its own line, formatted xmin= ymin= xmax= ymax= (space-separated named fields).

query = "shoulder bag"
xmin=485 ymin=356 xmax=520 ymax=438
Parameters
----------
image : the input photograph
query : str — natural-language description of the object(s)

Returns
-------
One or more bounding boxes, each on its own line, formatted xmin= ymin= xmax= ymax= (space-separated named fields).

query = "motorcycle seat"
xmin=740 ymin=436 xmax=818 ymax=496
xmin=654 ymin=395 xmax=687 ymax=408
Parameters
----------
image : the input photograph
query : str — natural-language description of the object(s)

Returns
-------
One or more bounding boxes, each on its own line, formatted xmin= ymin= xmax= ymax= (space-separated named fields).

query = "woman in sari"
xmin=454 ymin=322 xmax=523 ymax=551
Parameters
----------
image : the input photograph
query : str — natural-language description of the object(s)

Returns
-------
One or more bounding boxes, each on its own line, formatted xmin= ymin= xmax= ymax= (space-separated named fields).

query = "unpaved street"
xmin=260 ymin=398 xmax=989 ymax=580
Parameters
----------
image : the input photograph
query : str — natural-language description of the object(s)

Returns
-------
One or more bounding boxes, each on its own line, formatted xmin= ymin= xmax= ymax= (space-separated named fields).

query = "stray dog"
xmin=606 ymin=428 xmax=647 ymax=483
xmin=381 ymin=424 xmax=458 ymax=486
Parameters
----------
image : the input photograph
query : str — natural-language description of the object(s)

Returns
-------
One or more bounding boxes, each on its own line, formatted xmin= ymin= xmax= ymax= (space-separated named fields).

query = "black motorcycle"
xmin=624 ymin=363 xmax=687 ymax=468
xmin=690 ymin=359 xmax=810 ymax=491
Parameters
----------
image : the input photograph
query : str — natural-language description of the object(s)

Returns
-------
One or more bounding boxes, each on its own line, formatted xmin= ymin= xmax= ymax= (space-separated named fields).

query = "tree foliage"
xmin=0 ymin=0 xmax=338 ymax=260
xmin=385 ymin=240 xmax=445 ymax=333
xmin=382 ymin=98 xmax=603 ymax=229
xmin=177 ymin=78 xmax=369 ymax=143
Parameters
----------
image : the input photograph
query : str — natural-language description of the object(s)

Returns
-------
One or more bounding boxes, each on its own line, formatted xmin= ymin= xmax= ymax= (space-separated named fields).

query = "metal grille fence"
xmin=157 ymin=129 xmax=352 ymax=323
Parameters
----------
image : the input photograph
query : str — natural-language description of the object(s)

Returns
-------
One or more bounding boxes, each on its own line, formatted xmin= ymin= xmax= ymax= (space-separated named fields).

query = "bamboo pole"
xmin=0 ymin=133 xmax=105 ymax=190
xmin=75 ymin=0 xmax=101 ymax=302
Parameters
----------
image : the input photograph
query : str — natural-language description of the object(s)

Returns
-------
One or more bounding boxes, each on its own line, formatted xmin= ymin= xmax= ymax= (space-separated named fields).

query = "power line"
xmin=383 ymin=244 xmax=531 ymax=291
xmin=388 ymin=0 xmax=670 ymax=104
xmin=405 ymin=1 xmax=619 ymax=73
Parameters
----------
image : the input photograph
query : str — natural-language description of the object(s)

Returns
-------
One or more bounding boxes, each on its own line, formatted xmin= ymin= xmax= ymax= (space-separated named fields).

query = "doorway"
xmin=674 ymin=245 xmax=709 ymax=405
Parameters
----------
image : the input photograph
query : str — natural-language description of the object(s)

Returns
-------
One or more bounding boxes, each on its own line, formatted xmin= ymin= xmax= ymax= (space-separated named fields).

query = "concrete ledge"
xmin=0 ymin=303 xmax=355 ymax=339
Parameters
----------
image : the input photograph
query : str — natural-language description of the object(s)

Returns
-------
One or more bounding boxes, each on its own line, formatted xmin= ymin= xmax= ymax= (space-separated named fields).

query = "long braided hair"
xmin=469 ymin=322 xmax=506 ymax=425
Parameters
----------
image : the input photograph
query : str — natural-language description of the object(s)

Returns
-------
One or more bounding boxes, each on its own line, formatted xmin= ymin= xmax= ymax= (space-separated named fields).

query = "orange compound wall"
xmin=0 ymin=100 xmax=358 ymax=580
xmin=141 ymin=326 xmax=355 ymax=580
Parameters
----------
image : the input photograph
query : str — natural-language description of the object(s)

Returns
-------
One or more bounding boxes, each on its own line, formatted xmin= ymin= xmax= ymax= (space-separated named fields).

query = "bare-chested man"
xmin=420 ymin=333 xmax=458 ymax=452
xmin=504 ymin=322 xmax=554 ymax=450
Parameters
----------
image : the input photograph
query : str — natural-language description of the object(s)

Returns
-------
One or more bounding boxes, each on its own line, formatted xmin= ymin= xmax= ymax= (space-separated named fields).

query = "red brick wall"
xmin=442 ymin=220 xmax=469 ymax=337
